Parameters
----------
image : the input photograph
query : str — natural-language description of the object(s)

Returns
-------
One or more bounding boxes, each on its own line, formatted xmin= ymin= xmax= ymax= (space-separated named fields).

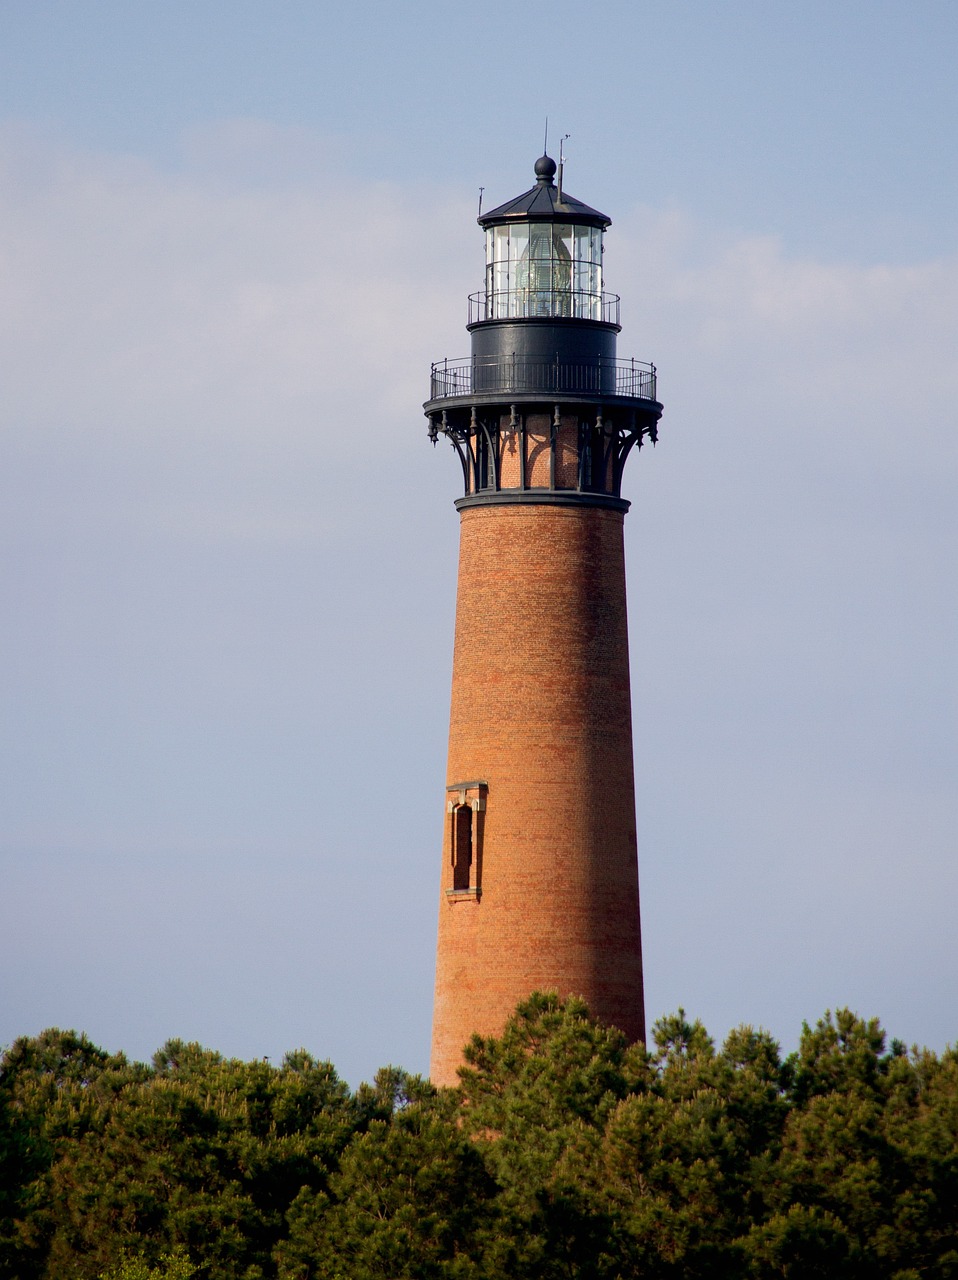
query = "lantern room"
xmin=468 ymin=153 xmax=620 ymax=370
xmin=479 ymin=152 xmax=609 ymax=322
xmin=477 ymin=155 xmax=610 ymax=324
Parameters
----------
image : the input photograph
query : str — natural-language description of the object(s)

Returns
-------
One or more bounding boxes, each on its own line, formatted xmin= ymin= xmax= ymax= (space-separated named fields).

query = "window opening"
xmin=453 ymin=804 xmax=473 ymax=890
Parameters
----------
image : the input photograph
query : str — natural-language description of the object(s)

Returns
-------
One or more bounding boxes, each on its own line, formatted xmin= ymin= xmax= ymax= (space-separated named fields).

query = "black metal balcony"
xmin=467 ymin=289 xmax=621 ymax=326
xmin=428 ymin=354 xmax=656 ymax=403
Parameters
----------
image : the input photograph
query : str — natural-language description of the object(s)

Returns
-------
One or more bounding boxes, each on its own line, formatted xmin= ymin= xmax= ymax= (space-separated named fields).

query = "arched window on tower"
xmin=452 ymin=804 xmax=473 ymax=890
xmin=445 ymin=781 xmax=486 ymax=901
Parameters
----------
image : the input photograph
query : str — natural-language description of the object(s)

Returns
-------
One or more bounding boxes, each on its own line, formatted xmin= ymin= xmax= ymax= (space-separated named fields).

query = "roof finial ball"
xmin=534 ymin=152 xmax=557 ymax=183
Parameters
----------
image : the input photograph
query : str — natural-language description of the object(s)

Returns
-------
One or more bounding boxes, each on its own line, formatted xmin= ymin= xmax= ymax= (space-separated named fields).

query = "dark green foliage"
xmin=3 ymin=999 xmax=958 ymax=1280
xmin=288 ymin=1109 xmax=493 ymax=1279
xmin=0 ymin=1033 xmax=363 ymax=1280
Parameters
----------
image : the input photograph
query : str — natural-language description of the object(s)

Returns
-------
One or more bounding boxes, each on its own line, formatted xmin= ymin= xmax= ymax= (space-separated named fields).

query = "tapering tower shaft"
xmin=431 ymin=502 xmax=644 ymax=1085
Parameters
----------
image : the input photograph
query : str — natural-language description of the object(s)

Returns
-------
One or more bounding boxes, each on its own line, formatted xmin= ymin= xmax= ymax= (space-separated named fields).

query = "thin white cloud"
xmin=0 ymin=123 xmax=473 ymax=449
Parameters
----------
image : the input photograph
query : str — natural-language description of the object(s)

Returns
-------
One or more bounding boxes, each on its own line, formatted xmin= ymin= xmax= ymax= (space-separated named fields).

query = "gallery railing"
xmin=467 ymin=289 xmax=621 ymax=325
xmin=429 ymin=355 xmax=656 ymax=402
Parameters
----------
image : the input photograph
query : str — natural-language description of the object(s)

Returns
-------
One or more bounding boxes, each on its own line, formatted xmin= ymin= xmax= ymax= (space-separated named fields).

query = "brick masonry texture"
xmin=430 ymin=502 xmax=645 ymax=1085
xmin=497 ymin=414 xmax=582 ymax=491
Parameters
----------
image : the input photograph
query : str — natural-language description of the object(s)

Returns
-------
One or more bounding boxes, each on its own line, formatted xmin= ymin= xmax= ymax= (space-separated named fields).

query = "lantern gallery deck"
xmin=429 ymin=354 xmax=657 ymax=402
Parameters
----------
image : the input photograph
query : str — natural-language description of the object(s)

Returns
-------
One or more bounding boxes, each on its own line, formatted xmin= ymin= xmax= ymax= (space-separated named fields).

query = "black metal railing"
xmin=429 ymin=355 xmax=656 ymax=402
xmin=467 ymin=290 xmax=621 ymax=326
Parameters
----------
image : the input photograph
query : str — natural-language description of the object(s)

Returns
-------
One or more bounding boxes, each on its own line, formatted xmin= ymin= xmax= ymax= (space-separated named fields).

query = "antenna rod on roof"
xmin=558 ymin=134 xmax=570 ymax=201
xmin=543 ymin=116 xmax=548 ymax=154
xmin=477 ymin=186 xmax=484 ymax=217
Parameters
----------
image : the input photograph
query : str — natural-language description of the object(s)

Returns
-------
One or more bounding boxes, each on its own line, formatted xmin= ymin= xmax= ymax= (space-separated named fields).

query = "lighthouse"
xmin=425 ymin=153 xmax=662 ymax=1086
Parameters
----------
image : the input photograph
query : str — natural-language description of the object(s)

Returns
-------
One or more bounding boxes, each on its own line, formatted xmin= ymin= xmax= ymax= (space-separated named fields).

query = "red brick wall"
xmin=430 ymin=502 xmax=645 ymax=1085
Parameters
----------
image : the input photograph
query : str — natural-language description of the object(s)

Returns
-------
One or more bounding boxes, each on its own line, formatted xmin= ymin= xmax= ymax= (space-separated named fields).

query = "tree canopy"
xmin=2 ymin=999 xmax=956 ymax=1279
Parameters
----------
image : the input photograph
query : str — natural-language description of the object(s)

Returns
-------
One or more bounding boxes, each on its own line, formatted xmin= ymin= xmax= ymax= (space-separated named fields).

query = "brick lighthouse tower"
xmin=425 ymin=152 xmax=662 ymax=1086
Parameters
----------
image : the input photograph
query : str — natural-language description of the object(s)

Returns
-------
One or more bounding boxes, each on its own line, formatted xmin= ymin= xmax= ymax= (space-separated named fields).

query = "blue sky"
xmin=1 ymin=0 xmax=956 ymax=1084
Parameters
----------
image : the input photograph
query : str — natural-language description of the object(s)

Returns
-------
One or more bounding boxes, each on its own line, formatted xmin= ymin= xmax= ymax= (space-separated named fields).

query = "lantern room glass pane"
xmin=508 ymin=224 xmax=528 ymax=262
xmin=483 ymin=220 xmax=604 ymax=320
xmin=552 ymin=224 xmax=573 ymax=316
xmin=529 ymin=224 xmax=551 ymax=258
xmin=517 ymin=224 xmax=553 ymax=315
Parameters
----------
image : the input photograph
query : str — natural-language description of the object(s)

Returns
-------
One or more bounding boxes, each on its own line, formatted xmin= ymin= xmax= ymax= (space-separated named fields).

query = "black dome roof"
xmin=478 ymin=154 xmax=610 ymax=230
